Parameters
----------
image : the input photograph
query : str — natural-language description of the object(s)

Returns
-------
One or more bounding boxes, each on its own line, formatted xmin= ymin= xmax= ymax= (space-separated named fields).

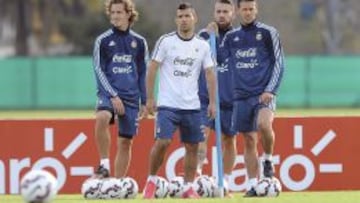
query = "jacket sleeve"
xmin=265 ymin=29 xmax=285 ymax=95
xmin=93 ymin=36 xmax=118 ymax=97
xmin=198 ymin=29 xmax=210 ymax=41
xmin=218 ymin=32 xmax=231 ymax=67
xmin=136 ymin=38 xmax=149 ymax=105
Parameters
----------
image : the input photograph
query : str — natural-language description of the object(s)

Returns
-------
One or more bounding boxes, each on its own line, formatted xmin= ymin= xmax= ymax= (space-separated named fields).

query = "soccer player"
xmin=92 ymin=0 xmax=148 ymax=178
xmin=220 ymin=0 xmax=285 ymax=197
xmin=143 ymin=2 xmax=216 ymax=199
xmin=197 ymin=0 xmax=236 ymax=195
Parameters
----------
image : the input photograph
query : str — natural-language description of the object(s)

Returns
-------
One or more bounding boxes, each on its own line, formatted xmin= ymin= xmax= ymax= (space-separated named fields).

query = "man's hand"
xmin=146 ymin=98 xmax=157 ymax=116
xmin=206 ymin=22 xmax=219 ymax=36
xmin=111 ymin=96 xmax=125 ymax=115
xmin=137 ymin=105 xmax=148 ymax=120
xmin=259 ymin=92 xmax=274 ymax=105
xmin=207 ymin=102 xmax=216 ymax=120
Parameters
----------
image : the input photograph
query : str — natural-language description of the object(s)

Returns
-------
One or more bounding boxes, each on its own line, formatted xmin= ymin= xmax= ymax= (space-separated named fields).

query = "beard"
xmin=217 ymin=21 xmax=231 ymax=30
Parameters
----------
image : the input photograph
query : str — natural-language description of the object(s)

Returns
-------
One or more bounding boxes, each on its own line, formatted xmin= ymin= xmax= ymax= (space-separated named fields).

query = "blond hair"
xmin=105 ymin=0 xmax=139 ymax=26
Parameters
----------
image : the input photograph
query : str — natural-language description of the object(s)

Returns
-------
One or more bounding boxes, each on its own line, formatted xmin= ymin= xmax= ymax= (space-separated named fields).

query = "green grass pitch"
xmin=2 ymin=191 xmax=360 ymax=203
xmin=0 ymin=108 xmax=360 ymax=119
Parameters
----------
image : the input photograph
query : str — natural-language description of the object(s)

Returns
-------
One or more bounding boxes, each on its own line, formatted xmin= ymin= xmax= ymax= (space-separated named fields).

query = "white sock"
xmin=224 ymin=174 xmax=230 ymax=182
xmin=223 ymin=174 xmax=230 ymax=190
xmin=263 ymin=153 xmax=273 ymax=161
xmin=100 ymin=158 xmax=110 ymax=171
xmin=183 ymin=181 xmax=194 ymax=191
xmin=147 ymin=175 xmax=157 ymax=182
xmin=224 ymin=174 xmax=230 ymax=185
xmin=248 ymin=178 xmax=258 ymax=189
xmin=196 ymin=166 xmax=202 ymax=176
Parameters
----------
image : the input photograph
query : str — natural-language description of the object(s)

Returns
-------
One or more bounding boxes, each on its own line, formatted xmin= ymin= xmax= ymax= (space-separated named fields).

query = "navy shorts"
xmin=96 ymin=95 xmax=139 ymax=137
xmin=200 ymin=104 xmax=236 ymax=136
xmin=231 ymin=96 xmax=276 ymax=133
xmin=155 ymin=107 xmax=204 ymax=143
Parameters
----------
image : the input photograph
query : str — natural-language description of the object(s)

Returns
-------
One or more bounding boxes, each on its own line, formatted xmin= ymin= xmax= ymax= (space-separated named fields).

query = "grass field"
xmin=0 ymin=108 xmax=360 ymax=119
xmin=2 ymin=191 xmax=360 ymax=203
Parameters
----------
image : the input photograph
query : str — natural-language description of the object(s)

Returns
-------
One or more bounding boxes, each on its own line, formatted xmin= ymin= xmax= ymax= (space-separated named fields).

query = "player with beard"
xmin=196 ymin=0 xmax=236 ymax=197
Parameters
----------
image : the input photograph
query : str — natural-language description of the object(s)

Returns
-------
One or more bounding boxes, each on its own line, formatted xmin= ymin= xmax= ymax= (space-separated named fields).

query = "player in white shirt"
xmin=143 ymin=2 xmax=216 ymax=199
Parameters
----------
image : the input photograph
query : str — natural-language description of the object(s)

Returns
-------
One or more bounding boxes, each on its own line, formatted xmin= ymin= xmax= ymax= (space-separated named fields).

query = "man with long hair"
xmin=92 ymin=0 xmax=148 ymax=178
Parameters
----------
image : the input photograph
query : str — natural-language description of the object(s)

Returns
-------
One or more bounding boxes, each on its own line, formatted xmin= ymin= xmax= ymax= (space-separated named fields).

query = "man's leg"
xmin=181 ymin=110 xmax=202 ymax=198
xmin=221 ymin=134 xmax=236 ymax=197
xmin=94 ymin=111 xmax=112 ymax=177
xmin=182 ymin=142 xmax=200 ymax=198
xmin=143 ymin=138 xmax=171 ymax=198
xmin=114 ymin=105 xmax=139 ymax=178
xmin=257 ymin=108 xmax=275 ymax=177
xmin=114 ymin=137 xmax=133 ymax=178
xmin=149 ymin=139 xmax=171 ymax=175
xmin=197 ymin=127 xmax=210 ymax=175
xmin=243 ymin=132 xmax=259 ymax=197
xmin=184 ymin=142 xmax=199 ymax=182
xmin=222 ymin=134 xmax=236 ymax=176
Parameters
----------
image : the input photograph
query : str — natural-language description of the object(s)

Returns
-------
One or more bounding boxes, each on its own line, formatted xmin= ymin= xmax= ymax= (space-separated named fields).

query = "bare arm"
xmin=205 ymin=67 xmax=216 ymax=119
xmin=146 ymin=60 xmax=160 ymax=115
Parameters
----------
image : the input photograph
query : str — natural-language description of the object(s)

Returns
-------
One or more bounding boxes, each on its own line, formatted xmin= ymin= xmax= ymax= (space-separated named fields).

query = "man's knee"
xmin=117 ymin=137 xmax=133 ymax=150
xmin=244 ymin=133 xmax=257 ymax=149
xmin=222 ymin=135 xmax=236 ymax=147
xmin=258 ymin=120 xmax=273 ymax=133
xmin=184 ymin=143 xmax=199 ymax=154
xmin=96 ymin=111 xmax=112 ymax=125
xmin=257 ymin=108 xmax=274 ymax=133
xmin=155 ymin=138 xmax=171 ymax=150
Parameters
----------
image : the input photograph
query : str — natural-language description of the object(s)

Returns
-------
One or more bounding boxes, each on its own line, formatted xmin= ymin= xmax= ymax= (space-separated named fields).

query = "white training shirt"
xmin=152 ymin=32 xmax=215 ymax=110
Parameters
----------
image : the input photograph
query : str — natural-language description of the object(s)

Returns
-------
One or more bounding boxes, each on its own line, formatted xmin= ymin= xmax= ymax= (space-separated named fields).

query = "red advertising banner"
xmin=0 ymin=117 xmax=359 ymax=194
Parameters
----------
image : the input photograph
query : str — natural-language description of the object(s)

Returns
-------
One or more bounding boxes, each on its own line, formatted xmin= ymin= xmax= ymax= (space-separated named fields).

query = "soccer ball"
xmin=118 ymin=177 xmax=138 ymax=199
xmin=168 ymin=176 xmax=185 ymax=198
xmin=154 ymin=176 xmax=169 ymax=198
xmin=255 ymin=177 xmax=282 ymax=197
xmin=193 ymin=175 xmax=216 ymax=198
xmin=20 ymin=169 xmax=58 ymax=203
xmin=99 ymin=178 xmax=122 ymax=199
xmin=81 ymin=178 xmax=103 ymax=199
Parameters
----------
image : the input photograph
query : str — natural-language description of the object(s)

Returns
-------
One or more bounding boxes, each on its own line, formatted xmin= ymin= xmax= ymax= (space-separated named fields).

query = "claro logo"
xmin=165 ymin=125 xmax=343 ymax=191
xmin=0 ymin=128 xmax=93 ymax=194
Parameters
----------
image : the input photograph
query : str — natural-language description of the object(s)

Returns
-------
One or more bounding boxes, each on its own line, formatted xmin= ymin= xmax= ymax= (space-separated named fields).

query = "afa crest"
xmin=256 ymin=32 xmax=262 ymax=41
xmin=131 ymin=40 xmax=137 ymax=48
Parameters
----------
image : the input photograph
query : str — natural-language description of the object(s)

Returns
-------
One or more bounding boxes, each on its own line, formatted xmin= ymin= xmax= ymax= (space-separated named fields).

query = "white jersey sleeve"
xmin=151 ymin=34 xmax=168 ymax=63
xmin=202 ymin=43 xmax=215 ymax=69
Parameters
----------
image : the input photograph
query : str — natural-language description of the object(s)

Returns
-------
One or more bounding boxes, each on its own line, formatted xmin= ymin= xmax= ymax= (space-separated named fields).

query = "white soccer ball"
xmin=81 ymin=178 xmax=103 ymax=199
xmin=154 ymin=176 xmax=169 ymax=198
xmin=99 ymin=178 xmax=123 ymax=199
xmin=118 ymin=177 xmax=138 ymax=199
xmin=168 ymin=176 xmax=185 ymax=198
xmin=193 ymin=175 xmax=216 ymax=198
xmin=256 ymin=177 xmax=282 ymax=197
xmin=20 ymin=169 xmax=58 ymax=203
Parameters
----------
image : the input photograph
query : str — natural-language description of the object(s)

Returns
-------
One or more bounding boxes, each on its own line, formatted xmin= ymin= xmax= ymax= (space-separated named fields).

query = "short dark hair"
xmin=217 ymin=0 xmax=234 ymax=5
xmin=237 ymin=0 xmax=255 ymax=6
xmin=177 ymin=2 xmax=193 ymax=10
